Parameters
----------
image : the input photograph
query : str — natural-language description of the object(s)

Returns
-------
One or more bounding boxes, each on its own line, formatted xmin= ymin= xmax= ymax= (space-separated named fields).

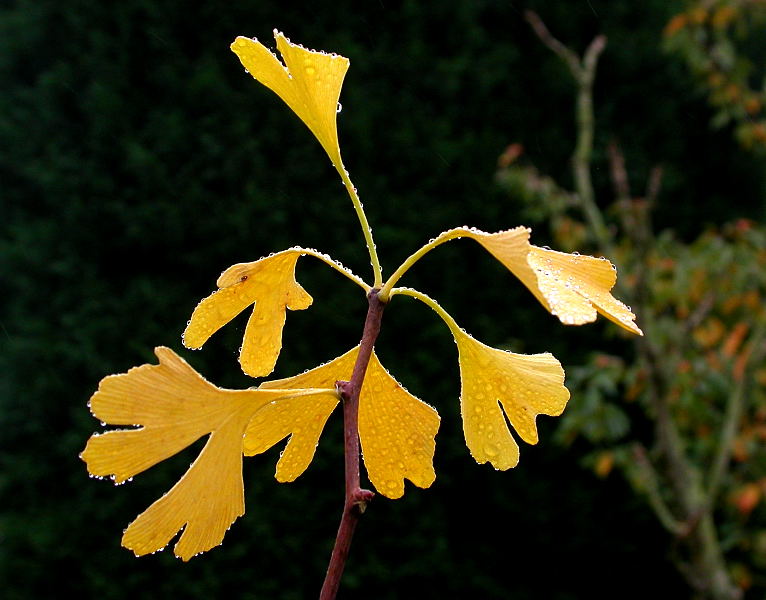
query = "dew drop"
xmin=336 ymin=102 xmax=343 ymax=113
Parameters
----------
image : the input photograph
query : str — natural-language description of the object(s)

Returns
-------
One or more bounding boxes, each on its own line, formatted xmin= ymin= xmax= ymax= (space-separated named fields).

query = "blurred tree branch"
xmin=498 ymin=11 xmax=766 ymax=600
xmin=525 ymin=10 xmax=611 ymax=249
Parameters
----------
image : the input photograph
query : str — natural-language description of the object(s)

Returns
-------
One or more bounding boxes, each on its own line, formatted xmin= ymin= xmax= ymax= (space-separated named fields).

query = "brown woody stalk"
xmin=319 ymin=288 xmax=386 ymax=600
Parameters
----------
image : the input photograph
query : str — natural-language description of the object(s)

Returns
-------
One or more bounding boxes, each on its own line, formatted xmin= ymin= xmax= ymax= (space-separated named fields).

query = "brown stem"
xmin=524 ymin=10 xmax=581 ymax=76
xmin=319 ymin=288 xmax=386 ymax=600
xmin=607 ymin=141 xmax=631 ymax=203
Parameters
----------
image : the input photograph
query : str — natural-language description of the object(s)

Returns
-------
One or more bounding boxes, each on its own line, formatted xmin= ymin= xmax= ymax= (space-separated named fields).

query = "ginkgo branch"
xmin=84 ymin=29 xmax=642 ymax=600
xmin=320 ymin=288 xmax=385 ymax=600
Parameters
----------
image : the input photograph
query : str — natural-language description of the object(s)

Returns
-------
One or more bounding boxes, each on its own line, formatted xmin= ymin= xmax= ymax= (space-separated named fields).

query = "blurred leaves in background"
xmin=664 ymin=0 xmax=766 ymax=150
xmin=2 ymin=0 xmax=765 ymax=598
xmin=496 ymin=6 xmax=766 ymax=596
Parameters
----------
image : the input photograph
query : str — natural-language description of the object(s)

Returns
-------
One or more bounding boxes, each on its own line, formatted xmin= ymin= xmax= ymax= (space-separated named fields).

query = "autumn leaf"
xmin=183 ymin=250 xmax=312 ymax=378
xmin=471 ymin=227 xmax=641 ymax=335
xmin=81 ymin=347 xmax=333 ymax=560
xmin=388 ymin=227 xmax=641 ymax=335
xmin=723 ymin=321 xmax=749 ymax=357
xmin=391 ymin=288 xmax=569 ymax=470
xmin=733 ymin=483 xmax=762 ymax=515
xmin=455 ymin=329 xmax=569 ymax=470
xmin=248 ymin=347 xmax=440 ymax=499
xmin=231 ymin=31 xmax=348 ymax=173
xmin=358 ymin=354 xmax=439 ymax=498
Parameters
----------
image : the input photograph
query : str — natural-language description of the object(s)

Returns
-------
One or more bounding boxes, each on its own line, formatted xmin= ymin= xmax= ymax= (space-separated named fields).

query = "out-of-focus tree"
xmin=497 ymin=11 xmax=766 ymax=600
xmin=664 ymin=0 xmax=766 ymax=150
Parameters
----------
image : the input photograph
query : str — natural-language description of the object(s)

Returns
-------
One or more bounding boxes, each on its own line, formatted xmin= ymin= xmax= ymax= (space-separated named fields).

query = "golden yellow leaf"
xmin=454 ymin=329 xmax=570 ymax=470
xmin=389 ymin=288 xmax=571 ymax=470
xmin=81 ymin=347 xmax=288 ymax=560
xmin=120 ymin=412 xmax=254 ymax=561
xmin=359 ymin=353 xmax=440 ymax=499
xmin=245 ymin=349 xmax=353 ymax=482
xmin=243 ymin=393 xmax=339 ymax=482
xmin=231 ymin=31 xmax=349 ymax=172
xmin=387 ymin=227 xmax=639 ymax=334
xmin=182 ymin=250 xmax=312 ymax=378
xmin=462 ymin=227 xmax=642 ymax=335
xmin=249 ymin=347 xmax=440 ymax=498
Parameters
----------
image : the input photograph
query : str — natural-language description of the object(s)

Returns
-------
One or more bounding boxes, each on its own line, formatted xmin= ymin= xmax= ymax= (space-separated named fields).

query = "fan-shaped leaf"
xmin=183 ymin=250 xmax=312 ymax=377
xmin=231 ymin=31 xmax=348 ymax=172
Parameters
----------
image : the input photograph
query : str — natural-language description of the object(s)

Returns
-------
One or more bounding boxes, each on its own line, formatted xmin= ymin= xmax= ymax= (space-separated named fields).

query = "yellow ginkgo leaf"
xmin=461 ymin=227 xmax=642 ymax=335
xmin=382 ymin=226 xmax=639 ymax=334
xmin=248 ymin=347 xmax=440 ymax=498
xmin=358 ymin=353 xmax=440 ymax=499
xmin=231 ymin=31 xmax=349 ymax=172
xmin=183 ymin=250 xmax=313 ymax=378
xmin=243 ymin=394 xmax=339 ymax=482
xmin=390 ymin=288 xmax=569 ymax=471
xmin=245 ymin=348 xmax=354 ymax=481
xmin=121 ymin=411 xmax=254 ymax=561
xmin=454 ymin=329 xmax=570 ymax=471
xmin=526 ymin=246 xmax=641 ymax=334
xmin=81 ymin=347 xmax=289 ymax=560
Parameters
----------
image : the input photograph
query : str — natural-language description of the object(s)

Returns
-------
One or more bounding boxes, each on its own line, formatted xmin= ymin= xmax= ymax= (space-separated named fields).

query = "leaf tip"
xmin=230 ymin=35 xmax=251 ymax=53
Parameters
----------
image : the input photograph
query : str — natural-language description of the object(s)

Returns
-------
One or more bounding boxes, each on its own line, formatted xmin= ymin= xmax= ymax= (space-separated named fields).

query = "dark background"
xmin=2 ymin=1 xmax=764 ymax=598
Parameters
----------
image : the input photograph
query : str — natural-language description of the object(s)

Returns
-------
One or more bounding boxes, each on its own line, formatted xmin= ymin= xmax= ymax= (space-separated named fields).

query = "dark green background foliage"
xmin=1 ymin=1 xmax=763 ymax=598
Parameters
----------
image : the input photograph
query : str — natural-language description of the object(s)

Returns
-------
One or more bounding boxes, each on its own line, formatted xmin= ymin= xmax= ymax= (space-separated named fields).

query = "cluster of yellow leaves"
xmin=82 ymin=30 xmax=640 ymax=561
xmin=82 ymin=343 xmax=438 ymax=559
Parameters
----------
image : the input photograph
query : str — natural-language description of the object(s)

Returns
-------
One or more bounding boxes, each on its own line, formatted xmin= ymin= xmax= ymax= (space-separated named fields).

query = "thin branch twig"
xmin=607 ymin=141 xmax=631 ymax=203
xmin=632 ymin=444 xmax=686 ymax=535
xmin=525 ymin=10 xmax=610 ymax=249
xmin=524 ymin=10 xmax=582 ymax=76
xmin=645 ymin=165 xmax=664 ymax=205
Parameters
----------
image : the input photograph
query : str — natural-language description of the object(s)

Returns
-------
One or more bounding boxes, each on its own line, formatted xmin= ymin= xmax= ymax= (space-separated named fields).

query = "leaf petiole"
xmin=297 ymin=247 xmax=372 ymax=292
xmin=378 ymin=228 xmax=478 ymax=301
xmin=337 ymin=167 xmax=383 ymax=289
xmin=259 ymin=387 xmax=340 ymax=400
xmin=388 ymin=287 xmax=461 ymax=336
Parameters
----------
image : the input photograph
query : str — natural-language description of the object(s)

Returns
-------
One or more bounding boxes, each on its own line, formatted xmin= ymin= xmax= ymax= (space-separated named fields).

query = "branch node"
xmin=335 ymin=380 xmax=352 ymax=399
xmin=352 ymin=489 xmax=375 ymax=514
